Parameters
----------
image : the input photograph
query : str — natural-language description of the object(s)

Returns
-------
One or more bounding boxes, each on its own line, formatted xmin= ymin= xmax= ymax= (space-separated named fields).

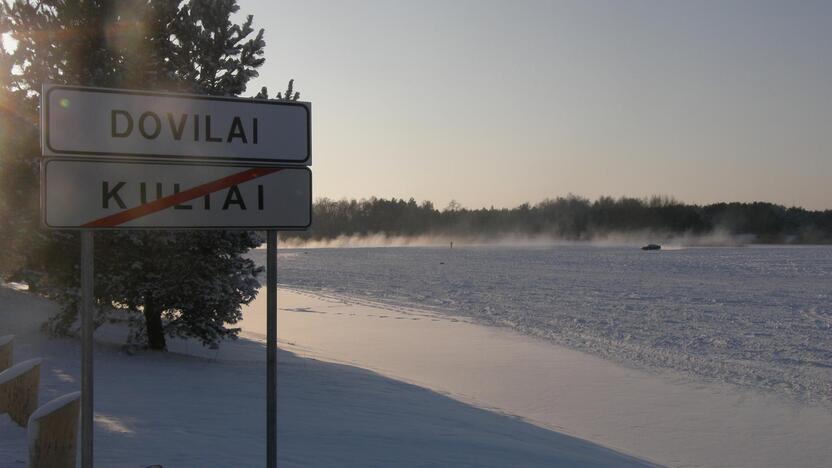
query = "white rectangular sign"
xmin=41 ymin=85 xmax=311 ymax=165
xmin=41 ymin=159 xmax=311 ymax=229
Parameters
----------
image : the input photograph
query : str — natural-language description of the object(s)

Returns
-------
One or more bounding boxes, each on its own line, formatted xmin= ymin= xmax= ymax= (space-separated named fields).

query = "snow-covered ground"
xmin=3 ymin=243 xmax=831 ymax=467
xmin=261 ymin=245 xmax=832 ymax=402
xmin=0 ymin=285 xmax=650 ymax=467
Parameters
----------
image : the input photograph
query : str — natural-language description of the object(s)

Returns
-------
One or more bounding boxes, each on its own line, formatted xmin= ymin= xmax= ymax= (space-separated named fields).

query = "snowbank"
xmin=27 ymin=391 xmax=81 ymax=446
xmin=0 ymin=358 xmax=42 ymax=384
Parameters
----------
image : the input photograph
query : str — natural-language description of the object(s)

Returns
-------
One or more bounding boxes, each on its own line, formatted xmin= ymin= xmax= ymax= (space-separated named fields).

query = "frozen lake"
xmin=265 ymin=244 xmax=832 ymax=402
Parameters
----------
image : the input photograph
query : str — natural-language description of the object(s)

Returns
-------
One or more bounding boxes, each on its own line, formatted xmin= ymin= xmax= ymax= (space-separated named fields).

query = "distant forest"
xmin=285 ymin=195 xmax=832 ymax=244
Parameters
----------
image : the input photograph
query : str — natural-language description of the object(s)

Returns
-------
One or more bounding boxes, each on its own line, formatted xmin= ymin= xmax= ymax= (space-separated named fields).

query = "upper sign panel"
xmin=41 ymin=85 xmax=310 ymax=165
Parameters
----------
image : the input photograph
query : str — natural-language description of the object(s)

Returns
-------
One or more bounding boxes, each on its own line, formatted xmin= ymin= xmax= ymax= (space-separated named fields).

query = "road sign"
xmin=40 ymin=84 xmax=311 ymax=467
xmin=41 ymin=159 xmax=312 ymax=229
xmin=41 ymin=85 xmax=311 ymax=165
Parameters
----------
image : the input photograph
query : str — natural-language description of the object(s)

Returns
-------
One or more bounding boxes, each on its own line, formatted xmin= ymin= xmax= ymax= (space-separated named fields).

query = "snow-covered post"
xmin=0 ymin=357 xmax=42 ymax=426
xmin=0 ymin=335 xmax=12 ymax=372
xmin=28 ymin=392 xmax=81 ymax=468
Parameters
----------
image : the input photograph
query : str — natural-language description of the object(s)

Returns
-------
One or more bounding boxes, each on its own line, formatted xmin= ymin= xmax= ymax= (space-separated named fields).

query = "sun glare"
xmin=0 ymin=32 xmax=18 ymax=53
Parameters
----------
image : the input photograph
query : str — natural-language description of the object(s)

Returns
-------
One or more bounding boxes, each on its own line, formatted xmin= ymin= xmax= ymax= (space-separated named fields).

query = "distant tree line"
xmin=285 ymin=195 xmax=832 ymax=244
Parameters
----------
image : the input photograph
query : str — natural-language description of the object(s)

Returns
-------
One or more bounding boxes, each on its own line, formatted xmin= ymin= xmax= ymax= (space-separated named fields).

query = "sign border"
xmin=40 ymin=157 xmax=313 ymax=231
xmin=42 ymin=85 xmax=312 ymax=166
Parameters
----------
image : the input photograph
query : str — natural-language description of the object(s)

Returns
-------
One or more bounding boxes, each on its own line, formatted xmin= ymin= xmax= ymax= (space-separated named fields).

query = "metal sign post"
xmin=40 ymin=84 xmax=312 ymax=468
xmin=80 ymin=231 xmax=94 ymax=468
xmin=266 ymin=231 xmax=278 ymax=468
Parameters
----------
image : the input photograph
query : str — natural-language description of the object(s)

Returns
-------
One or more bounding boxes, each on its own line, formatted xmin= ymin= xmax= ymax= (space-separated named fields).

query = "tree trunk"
xmin=143 ymin=302 xmax=166 ymax=351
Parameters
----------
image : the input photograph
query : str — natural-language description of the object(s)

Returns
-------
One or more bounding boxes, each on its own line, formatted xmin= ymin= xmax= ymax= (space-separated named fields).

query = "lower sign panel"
xmin=42 ymin=159 xmax=311 ymax=229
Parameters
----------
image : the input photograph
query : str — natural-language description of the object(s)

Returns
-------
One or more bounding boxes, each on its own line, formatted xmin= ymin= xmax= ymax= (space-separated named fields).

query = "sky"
xmin=242 ymin=0 xmax=832 ymax=210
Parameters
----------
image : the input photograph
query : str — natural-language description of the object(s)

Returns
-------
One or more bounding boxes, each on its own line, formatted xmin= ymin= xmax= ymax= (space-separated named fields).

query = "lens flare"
xmin=59 ymin=98 xmax=70 ymax=108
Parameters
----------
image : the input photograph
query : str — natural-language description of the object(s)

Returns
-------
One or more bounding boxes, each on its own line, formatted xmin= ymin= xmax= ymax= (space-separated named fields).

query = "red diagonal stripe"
xmin=82 ymin=166 xmax=283 ymax=228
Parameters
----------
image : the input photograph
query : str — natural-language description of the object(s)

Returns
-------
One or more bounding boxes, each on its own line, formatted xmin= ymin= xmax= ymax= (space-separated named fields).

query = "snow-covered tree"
xmin=0 ymin=0 xmax=290 ymax=350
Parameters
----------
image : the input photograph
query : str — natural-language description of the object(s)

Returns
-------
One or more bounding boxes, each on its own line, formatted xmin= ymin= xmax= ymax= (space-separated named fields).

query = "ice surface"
xmin=260 ymin=245 xmax=832 ymax=402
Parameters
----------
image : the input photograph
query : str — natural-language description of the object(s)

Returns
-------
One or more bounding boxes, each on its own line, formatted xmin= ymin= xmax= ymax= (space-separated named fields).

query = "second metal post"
xmin=266 ymin=231 xmax=278 ymax=468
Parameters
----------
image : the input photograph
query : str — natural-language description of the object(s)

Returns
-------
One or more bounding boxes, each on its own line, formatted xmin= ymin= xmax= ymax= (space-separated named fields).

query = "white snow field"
xmin=260 ymin=245 xmax=832 ymax=403
xmin=0 ymin=285 xmax=650 ymax=467
xmin=3 ymin=244 xmax=831 ymax=467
